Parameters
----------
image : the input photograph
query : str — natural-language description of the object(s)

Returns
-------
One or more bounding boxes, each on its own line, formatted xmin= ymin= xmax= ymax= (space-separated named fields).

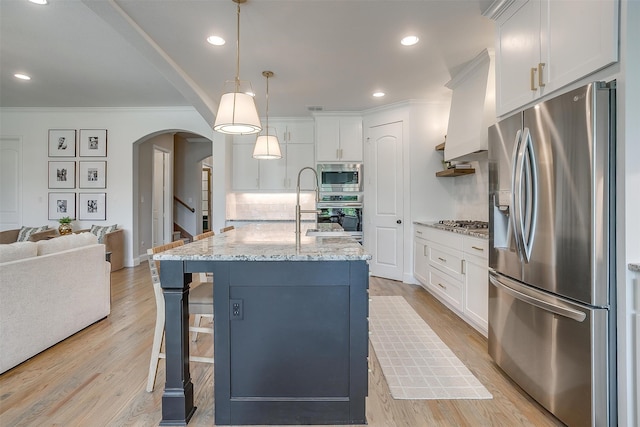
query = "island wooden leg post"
xmin=160 ymin=261 xmax=196 ymax=426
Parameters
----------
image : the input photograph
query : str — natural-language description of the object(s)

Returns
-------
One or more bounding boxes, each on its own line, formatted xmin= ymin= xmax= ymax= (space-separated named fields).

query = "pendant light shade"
xmin=253 ymin=132 xmax=282 ymax=159
xmin=213 ymin=0 xmax=261 ymax=135
xmin=253 ymin=71 xmax=282 ymax=159
xmin=214 ymin=91 xmax=261 ymax=134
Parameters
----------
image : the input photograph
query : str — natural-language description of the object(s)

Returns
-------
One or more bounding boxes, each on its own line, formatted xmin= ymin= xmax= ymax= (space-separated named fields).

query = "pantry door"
xmin=367 ymin=121 xmax=403 ymax=280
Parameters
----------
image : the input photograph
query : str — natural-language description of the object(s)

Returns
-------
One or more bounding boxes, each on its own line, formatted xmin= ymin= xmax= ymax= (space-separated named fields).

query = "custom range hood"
xmin=444 ymin=48 xmax=496 ymax=161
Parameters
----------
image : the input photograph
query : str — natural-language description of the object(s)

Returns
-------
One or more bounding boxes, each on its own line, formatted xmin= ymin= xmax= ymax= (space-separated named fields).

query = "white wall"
xmin=136 ymin=133 xmax=173 ymax=258
xmin=617 ymin=0 xmax=640 ymax=424
xmin=452 ymin=158 xmax=489 ymax=221
xmin=0 ymin=107 xmax=213 ymax=267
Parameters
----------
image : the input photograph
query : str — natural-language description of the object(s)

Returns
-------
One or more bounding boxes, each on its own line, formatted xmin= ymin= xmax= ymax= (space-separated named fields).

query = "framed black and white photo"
xmin=48 ymin=192 xmax=76 ymax=220
xmin=79 ymin=192 xmax=106 ymax=220
xmin=48 ymin=129 xmax=76 ymax=157
xmin=79 ymin=161 xmax=106 ymax=188
xmin=48 ymin=161 xmax=76 ymax=189
xmin=79 ymin=129 xmax=107 ymax=157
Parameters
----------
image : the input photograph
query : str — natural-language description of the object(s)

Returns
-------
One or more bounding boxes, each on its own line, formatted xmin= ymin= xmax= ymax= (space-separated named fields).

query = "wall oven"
xmin=316 ymin=193 xmax=363 ymax=242
xmin=318 ymin=163 xmax=362 ymax=192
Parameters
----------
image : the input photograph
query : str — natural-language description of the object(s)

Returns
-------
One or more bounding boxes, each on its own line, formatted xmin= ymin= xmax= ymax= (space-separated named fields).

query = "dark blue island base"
xmin=159 ymin=259 xmax=369 ymax=426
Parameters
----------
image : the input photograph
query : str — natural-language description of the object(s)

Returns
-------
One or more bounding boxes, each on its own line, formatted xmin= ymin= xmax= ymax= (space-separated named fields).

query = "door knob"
xmin=396 ymin=219 xmax=402 ymax=224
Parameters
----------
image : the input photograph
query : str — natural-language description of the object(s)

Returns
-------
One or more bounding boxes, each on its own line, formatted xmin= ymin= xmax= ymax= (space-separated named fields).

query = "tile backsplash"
xmin=452 ymin=159 xmax=489 ymax=221
xmin=226 ymin=192 xmax=317 ymax=221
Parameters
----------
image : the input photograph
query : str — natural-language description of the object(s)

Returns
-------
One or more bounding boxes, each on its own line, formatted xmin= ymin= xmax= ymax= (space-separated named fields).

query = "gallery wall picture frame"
xmin=79 ymin=192 xmax=106 ymax=220
xmin=48 ymin=192 xmax=76 ymax=220
xmin=48 ymin=129 xmax=76 ymax=157
xmin=79 ymin=129 xmax=107 ymax=157
xmin=48 ymin=161 xmax=76 ymax=189
xmin=79 ymin=161 xmax=107 ymax=189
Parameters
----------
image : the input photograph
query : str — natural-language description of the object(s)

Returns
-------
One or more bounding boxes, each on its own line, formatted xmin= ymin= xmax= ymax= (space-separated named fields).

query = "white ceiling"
xmin=0 ymin=0 xmax=495 ymax=122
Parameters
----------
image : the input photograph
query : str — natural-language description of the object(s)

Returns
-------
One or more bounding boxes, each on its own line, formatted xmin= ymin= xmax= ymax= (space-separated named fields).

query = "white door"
xmin=367 ymin=121 xmax=403 ymax=280
xmin=0 ymin=137 xmax=22 ymax=230
xmin=152 ymin=148 xmax=171 ymax=246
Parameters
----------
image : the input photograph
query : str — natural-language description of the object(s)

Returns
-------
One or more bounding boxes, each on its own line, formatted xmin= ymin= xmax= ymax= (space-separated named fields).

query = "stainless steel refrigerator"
xmin=488 ymin=81 xmax=616 ymax=427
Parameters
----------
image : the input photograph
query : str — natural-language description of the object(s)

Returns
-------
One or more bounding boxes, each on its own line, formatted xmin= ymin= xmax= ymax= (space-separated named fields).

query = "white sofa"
xmin=0 ymin=233 xmax=111 ymax=373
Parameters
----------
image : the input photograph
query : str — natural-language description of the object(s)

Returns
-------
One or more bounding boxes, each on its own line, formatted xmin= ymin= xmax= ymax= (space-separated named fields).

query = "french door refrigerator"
xmin=488 ymin=81 xmax=616 ymax=427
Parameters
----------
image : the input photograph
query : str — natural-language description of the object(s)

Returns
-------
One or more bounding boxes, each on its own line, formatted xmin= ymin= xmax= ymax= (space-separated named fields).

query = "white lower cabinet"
xmin=427 ymin=266 xmax=463 ymax=311
xmin=413 ymin=231 xmax=428 ymax=285
xmin=462 ymin=237 xmax=489 ymax=333
xmin=413 ymin=225 xmax=488 ymax=335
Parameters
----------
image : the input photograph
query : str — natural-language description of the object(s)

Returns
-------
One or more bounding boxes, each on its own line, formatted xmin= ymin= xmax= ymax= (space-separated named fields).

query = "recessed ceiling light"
xmin=28 ymin=0 xmax=48 ymax=4
xmin=373 ymin=92 xmax=385 ymax=98
xmin=401 ymin=35 xmax=419 ymax=46
xmin=14 ymin=73 xmax=31 ymax=80
xmin=207 ymin=35 xmax=225 ymax=46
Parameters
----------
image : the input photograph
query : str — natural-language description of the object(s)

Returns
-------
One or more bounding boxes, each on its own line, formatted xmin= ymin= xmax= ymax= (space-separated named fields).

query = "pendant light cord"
xmin=235 ymin=1 xmax=241 ymax=92
xmin=265 ymin=74 xmax=270 ymax=135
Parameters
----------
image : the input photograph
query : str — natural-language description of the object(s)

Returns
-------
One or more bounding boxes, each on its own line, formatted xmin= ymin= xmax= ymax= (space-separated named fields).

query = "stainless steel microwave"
xmin=318 ymin=163 xmax=363 ymax=192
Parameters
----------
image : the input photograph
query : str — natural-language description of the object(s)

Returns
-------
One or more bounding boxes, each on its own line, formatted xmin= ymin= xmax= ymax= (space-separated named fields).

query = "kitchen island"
xmin=154 ymin=223 xmax=371 ymax=426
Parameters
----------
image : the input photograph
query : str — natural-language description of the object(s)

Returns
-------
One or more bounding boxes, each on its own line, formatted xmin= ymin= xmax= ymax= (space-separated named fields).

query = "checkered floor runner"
xmin=369 ymin=296 xmax=492 ymax=400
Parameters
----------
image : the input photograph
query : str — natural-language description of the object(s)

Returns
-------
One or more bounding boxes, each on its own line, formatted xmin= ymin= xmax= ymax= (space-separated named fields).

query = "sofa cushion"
xmin=37 ymin=232 xmax=99 ymax=256
xmin=90 ymin=224 xmax=117 ymax=243
xmin=0 ymin=242 xmax=38 ymax=263
xmin=16 ymin=225 xmax=49 ymax=242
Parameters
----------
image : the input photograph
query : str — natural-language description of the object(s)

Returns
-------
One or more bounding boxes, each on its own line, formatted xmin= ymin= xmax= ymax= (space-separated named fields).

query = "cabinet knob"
xmin=396 ymin=219 xmax=402 ymax=224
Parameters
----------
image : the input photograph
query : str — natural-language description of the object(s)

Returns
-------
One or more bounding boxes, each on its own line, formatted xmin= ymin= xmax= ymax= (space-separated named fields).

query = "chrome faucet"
xmin=295 ymin=166 xmax=321 ymax=248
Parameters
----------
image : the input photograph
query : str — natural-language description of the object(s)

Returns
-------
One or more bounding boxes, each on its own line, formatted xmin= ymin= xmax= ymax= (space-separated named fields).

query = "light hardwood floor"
xmin=0 ymin=265 xmax=563 ymax=427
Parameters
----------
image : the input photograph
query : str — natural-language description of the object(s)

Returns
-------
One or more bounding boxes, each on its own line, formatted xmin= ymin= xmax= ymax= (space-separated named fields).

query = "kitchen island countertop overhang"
xmin=154 ymin=223 xmax=371 ymax=426
xmin=154 ymin=222 xmax=371 ymax=262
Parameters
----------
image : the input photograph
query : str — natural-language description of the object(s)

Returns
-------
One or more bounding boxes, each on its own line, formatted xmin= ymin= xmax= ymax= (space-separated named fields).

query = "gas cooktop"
xmin=437 ymin=220 xmax=489 ymax=229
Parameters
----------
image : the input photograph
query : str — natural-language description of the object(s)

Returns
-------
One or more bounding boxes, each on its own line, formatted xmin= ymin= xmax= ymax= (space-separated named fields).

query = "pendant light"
xmin=213 ymin=0 xmax=262 ymax=135
xmin=253 ymin=71 xmax=282 ymax=159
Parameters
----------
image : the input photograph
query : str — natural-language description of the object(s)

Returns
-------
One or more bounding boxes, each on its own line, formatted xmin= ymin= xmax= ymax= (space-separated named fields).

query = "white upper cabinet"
xmin=286 ymin=144 xmax=316 ymax=190
xmin=444 ymin=48 xmax=496 ymax=161
xmin=231 ymin=119 xmax=315 ymax=191
xmin=315 ymin=115 xmax=363 ymax=162
xmin=232 ymin=142 xmax=261 ymax=191
xmin=486 ymin=0 xmax=619 ymax=116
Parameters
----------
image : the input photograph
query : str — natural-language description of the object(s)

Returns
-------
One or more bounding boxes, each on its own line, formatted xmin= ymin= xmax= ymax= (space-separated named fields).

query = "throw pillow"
xmin=16 ymin=225 xmax=49 ymax=242
xmin=90 ymin=224 xmax=117 ymax=243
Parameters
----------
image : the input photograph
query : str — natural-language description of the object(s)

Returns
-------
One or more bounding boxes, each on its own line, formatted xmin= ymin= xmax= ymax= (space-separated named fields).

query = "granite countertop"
xmin=155 ymin=223 xmax=371 ymax=262
xmin=630 ymin=263 xmax=640 ymax=273
xmin=413 ymin=220 xmax=489 ymax=240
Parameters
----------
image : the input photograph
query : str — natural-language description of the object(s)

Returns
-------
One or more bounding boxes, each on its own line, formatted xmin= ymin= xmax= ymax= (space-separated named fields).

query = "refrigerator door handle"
xmin=520 ymin=127 xmax=538 ymax=262
xmin=489 ymin=273 xmax=586 ymax=322
xmin=510 ymin=129 xmax=525 ymax=260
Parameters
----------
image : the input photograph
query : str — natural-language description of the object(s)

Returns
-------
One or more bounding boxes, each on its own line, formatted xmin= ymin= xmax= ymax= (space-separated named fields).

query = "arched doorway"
xmin=133 ymin=130 xmax=212 ymax=260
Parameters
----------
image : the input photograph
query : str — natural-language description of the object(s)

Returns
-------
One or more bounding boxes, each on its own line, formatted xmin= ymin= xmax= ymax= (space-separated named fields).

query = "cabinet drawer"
xmin=428 ymin=242 xmax=463 ymax=279
xmin=427 ymin=268 xmax=463 ymax=311
xmin=425 ymin=227 xmax=463 ymax=250
xmin=463 ymin=237 xmax=488 ymax=259
xmin=414 ymin=224 xmax=429 ymax=239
